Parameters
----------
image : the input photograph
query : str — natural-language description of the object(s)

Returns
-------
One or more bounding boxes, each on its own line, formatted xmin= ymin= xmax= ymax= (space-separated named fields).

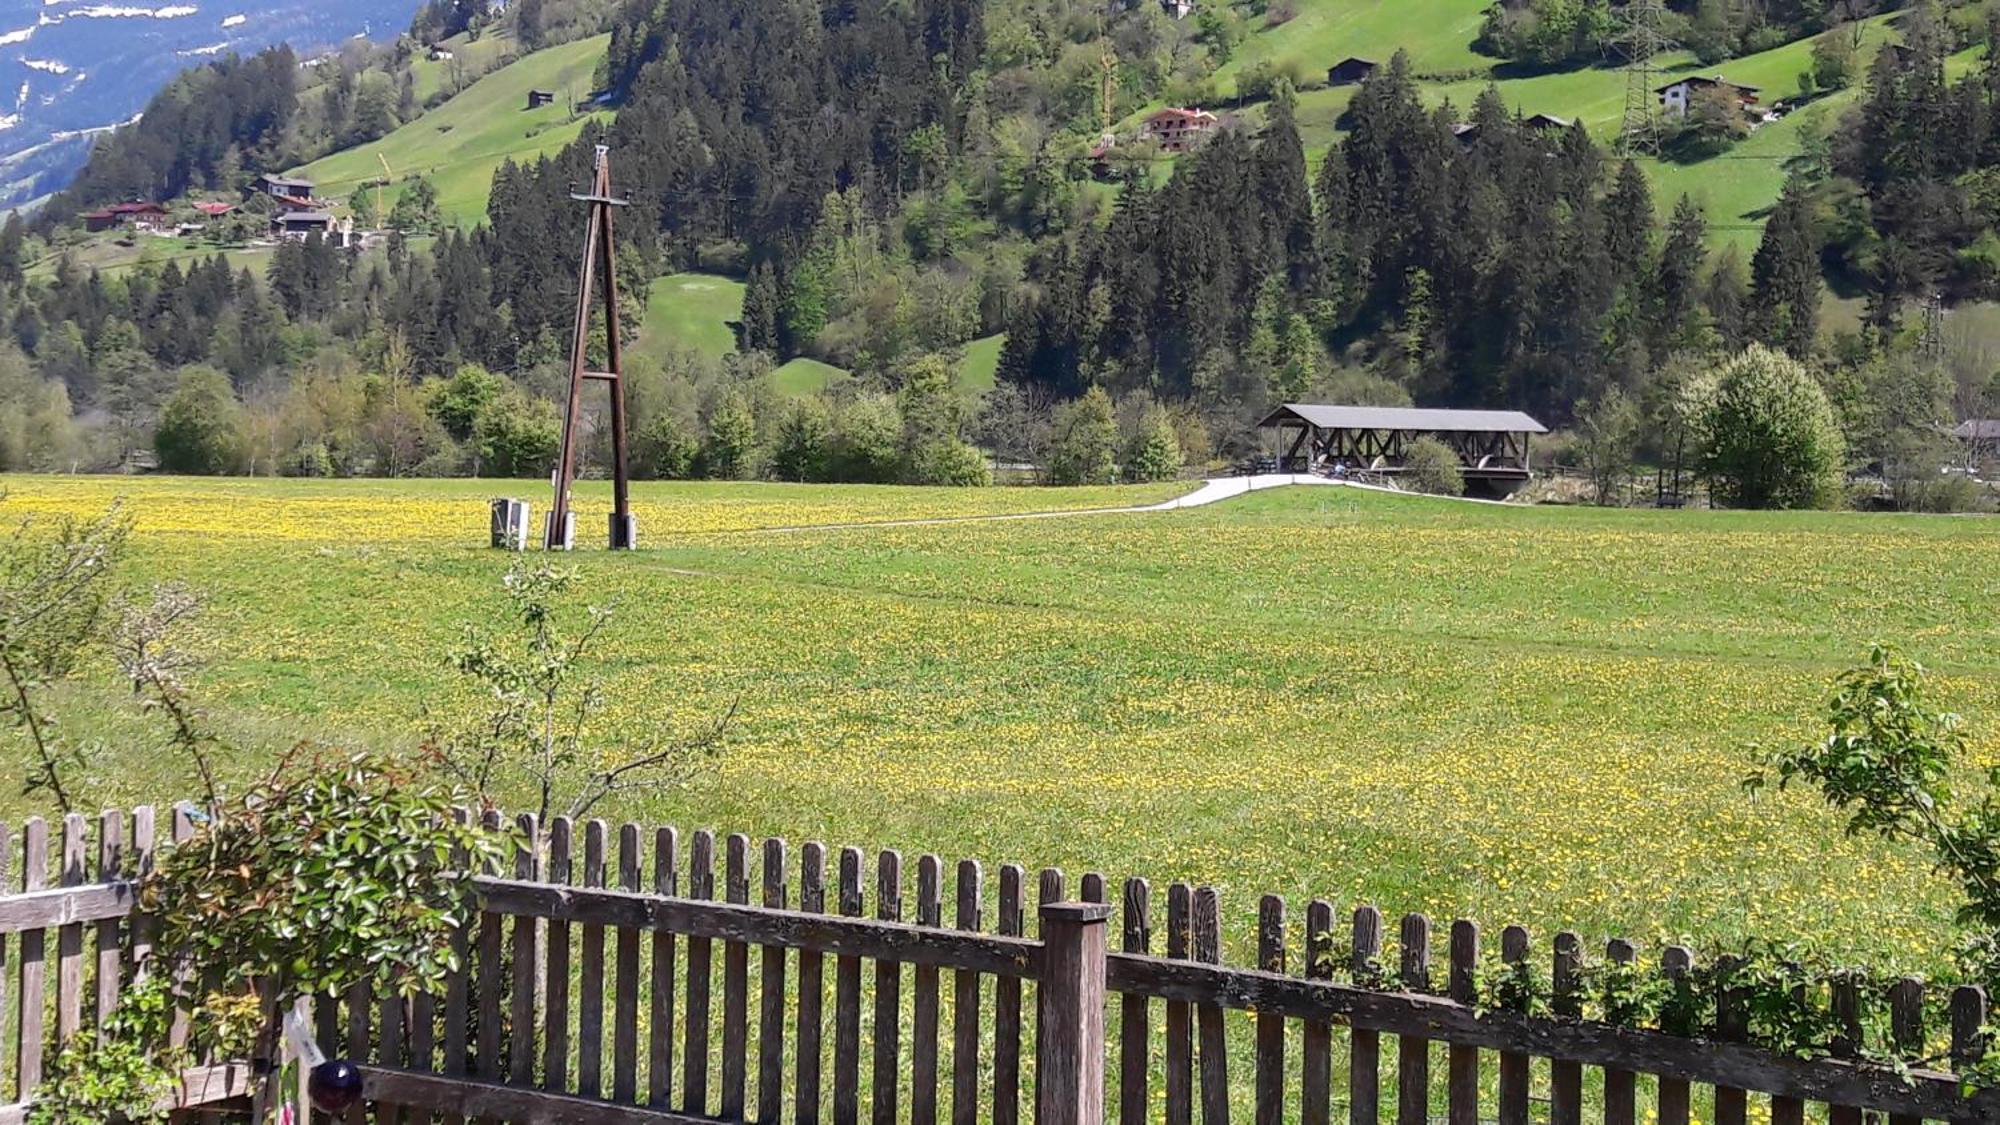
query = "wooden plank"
xmin=950 ymin=860 xmax=982 ymax=1125
xmin=1887 ymin=978 xmax=1922 ymax=1125
xmin=994 ymin=864 xmax=1025 ymax=1125
xmin=1768 ymin=967 xmax=1809 ymax=1125
xmin=128 ymin=809 xmax=154 ymax=989
xmin=1302 ymin=900 xmax=1333 ymax=1125
xmin=1826 ymin=970 xmax=1862 ymax=1125
xmin=508 ymin=814 xmax=540 ymax=1088
xmin=1446 ymin=921 xmax=1479 ymax=1125
xmin=408 ymin=812 xmax=439 ymax=1125
xmin=581 ymin=820 xmax=609 ymax=1100
xmin=1657 ymin=947 xmax=1691 ymax=1125
xmin=1080 ymin=873 xmax=1105 ymax=904
xmin=167 ymin=806 xmax=194 ymax=1060
xmin=1035 ymin=901 xmax=1113 ymax=1125
xmin=682 ymin=830 xmax=715 ymax=1117
xmin=93 ymin=811 xmax=123 ymax=1030
xmin=833 ymin=846 xmax=864 ymax=1125
xmin=1494 ymin=926 xmax=1530 ymax=1125
xmin=1 ymin=821 xmax=18 ymax=1101
xmin=1100 ymin=952 xmax=1990 ymax=1121
xmin=1951 ymin=985 xmax=1986 ymax=1125
xmin=473 ymin=808 xmax=503 ymax=1125
xmin=1397 ymin=914 xmax=1433 ymax=1125
xmin=1349 ymin=906 xmax=1383 ymax=1125
xmin=1713 ymin=955 xmax=1747 ymax=1125
xmin=1164 ymin=882 xmax=1195 ymax=1125
xmin=721 ymin=834 xmax=751 ymax=1120
xmin=54 ymin=814 xmax=83 ymax=1047
xmin=1193 ymin=886 xmax=1227 ymax=1125
xmin=1119 ymin=878 xmax=1153 ymax=1125
xmin=0 ymin=884 xmax=143 ymax=933
xmin=797 ymin=842 xmax=827 ymax=1125
xmin=1254 ymin=896 xmax=1284 ymax=1125
xmin=1603 ymin=939 xmax=1636 ymax=1125
xmin=873 ymin=850 xmax=904 ymax=1125
xmin=757 ymin=838 xmax=789 ymax=1125
xmin=359 ymin=1066 xmax=717 ymax=1125
xmin=17 ymin=818 xmax=46 ymax=1099
xmin=912 ymin=854 xmax=941 ymax=1125
xmin=349 ymin=977 xmax=375 ymax=1125
xmin=477 ymin=879 xmax=1039 ymax=976
xmin=1550 ymin=932 xmax=1581 ymax=1125
xmin=443 ymin=808 xmax=472 ymax=1125
xmin=649 ymin=827 xmax=679 ymax=1110
xmin=615 ymin=823 xmax=642 ymax=1104
xmin=544 ymin=818 xmax=574 ymax=1095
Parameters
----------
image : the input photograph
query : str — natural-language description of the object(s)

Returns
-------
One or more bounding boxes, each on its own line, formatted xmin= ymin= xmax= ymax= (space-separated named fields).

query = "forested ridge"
xmin=0 ymin=0 xmax=1996 ymax=505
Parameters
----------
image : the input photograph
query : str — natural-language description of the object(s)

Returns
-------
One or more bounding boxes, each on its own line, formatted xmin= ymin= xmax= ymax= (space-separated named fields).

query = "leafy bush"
xmin=1047 ymin=388 xmax=1118 ymax=485
xmin=154 ymin=367 xmax=246 ymax=475
xmin=1698 ymin=345 xmax=1846 ymax=509
xmin=1123 ymin=402 xmax=1184 ymax=483
xmin=1401 ymin=436 xmax=1465 ymax=496
xmin=906 ymin=438 xmax=991 ymax=486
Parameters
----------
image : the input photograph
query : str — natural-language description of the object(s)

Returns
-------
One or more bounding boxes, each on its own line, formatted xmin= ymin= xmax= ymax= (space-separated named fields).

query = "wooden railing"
xmin=0 ymin=808 xmax=1991 ymax=1124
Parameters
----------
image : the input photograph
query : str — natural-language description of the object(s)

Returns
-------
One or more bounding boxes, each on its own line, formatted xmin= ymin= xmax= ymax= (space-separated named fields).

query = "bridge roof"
xmin=1257 ymin=404 xmax=1549 ymax=435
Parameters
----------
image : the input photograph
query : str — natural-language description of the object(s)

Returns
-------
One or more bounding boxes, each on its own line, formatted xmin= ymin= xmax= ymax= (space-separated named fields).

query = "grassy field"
xmin=3 ymin=475 xmax=1996 ymax=972
xmin=291 ymin=34 xmax=613 ymax=226
xmin=632 ymin=273 xmax=746 ymax=363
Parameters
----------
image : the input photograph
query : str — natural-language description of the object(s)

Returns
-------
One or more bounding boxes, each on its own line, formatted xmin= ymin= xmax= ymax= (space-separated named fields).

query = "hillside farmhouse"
xmin=261 ymin=173 xmax=315 ymax=202
xmin=1657 ymin=75 xmax=1759 ymax=118
xmin=1327 ymin=57 xmax=1378 ymax=85
xmin=81 ymin=201 xmax=168 ymax=233
xmin=1140 ymin=107 xmax=1219 ymax=152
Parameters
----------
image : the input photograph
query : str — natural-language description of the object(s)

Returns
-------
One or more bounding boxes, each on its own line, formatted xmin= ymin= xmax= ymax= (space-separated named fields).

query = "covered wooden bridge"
xmin=1257 ymin=403 xmax=1549 ymax=495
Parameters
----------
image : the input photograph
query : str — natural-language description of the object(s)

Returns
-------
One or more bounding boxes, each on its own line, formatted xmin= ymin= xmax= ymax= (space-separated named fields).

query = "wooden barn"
xmin=1257 ymin=403 xmax=1548 ymax=495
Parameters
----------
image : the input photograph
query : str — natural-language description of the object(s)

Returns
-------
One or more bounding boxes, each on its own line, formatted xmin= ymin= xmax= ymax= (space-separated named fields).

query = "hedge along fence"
xmin=0 ymin=807 xmax=1993 ymax=1124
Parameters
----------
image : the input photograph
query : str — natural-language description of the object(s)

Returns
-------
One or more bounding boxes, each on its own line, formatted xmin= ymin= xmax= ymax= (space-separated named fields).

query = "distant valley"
xmin=0 ymin=0 xmax=416 ymax=210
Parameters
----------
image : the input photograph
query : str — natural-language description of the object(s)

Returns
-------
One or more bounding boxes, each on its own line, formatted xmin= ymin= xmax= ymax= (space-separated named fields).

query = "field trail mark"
xmin=733 ymin=474 xmax=1347 ymax=535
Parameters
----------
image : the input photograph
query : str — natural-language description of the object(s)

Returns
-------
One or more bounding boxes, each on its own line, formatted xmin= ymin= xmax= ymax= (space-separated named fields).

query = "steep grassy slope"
xmin=291 ymin=34 xmax=612 ymax=226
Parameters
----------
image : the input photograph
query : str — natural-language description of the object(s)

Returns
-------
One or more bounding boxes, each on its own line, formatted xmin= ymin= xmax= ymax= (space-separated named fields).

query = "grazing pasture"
xmin=3 ymin=475 xmax=1996 ymax=969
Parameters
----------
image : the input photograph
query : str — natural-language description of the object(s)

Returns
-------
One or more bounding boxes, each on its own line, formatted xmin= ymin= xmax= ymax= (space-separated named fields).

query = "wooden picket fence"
xmin=0 ymin=807 xmax=1992 ymax=1124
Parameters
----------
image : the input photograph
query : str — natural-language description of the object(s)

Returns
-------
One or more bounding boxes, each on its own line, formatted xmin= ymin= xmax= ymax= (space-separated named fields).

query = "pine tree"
xmin=1750 ymin=179 xmax=1822 ymax=358
xmin=1656 ymin=195 xmax=1709 ymax=351
xmin=742 ymin=264 xmax=781 ymax=355
xmin=1603 ymin=160 xmax=1656 ymax=289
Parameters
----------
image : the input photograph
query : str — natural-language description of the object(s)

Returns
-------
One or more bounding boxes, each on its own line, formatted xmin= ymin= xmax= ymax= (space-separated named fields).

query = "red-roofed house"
xmin=81 ymin=201 xmax=169 ymax=232
xmin=192 ymin=201 xmax=236 ymax=217
xmin=1139 ymin=107 xmax=1219 ymax=152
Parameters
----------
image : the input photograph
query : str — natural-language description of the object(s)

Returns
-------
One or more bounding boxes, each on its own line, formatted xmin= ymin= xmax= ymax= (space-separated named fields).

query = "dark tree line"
xmin=999 ymin=56 xmax=1747 ymax=429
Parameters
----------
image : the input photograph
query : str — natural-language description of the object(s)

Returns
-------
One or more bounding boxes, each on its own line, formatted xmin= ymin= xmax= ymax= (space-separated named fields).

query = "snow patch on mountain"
xmin=219 ymin=12 xmax=241 ymax=26
xmin=21 ymin=58 xmax=68 ymax=73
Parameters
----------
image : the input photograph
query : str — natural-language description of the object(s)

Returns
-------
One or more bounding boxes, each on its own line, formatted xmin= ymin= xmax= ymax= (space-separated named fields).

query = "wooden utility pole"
xmin=546 ymin=144 xmax=636 ymax=550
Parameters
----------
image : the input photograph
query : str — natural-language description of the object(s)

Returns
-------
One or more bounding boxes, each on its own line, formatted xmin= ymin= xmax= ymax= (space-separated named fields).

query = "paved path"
xmin=741 ymin=474 xmax=1348 ymax=535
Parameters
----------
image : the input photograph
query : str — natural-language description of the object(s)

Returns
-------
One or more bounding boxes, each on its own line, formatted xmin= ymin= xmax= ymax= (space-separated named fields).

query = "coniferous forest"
xmin=0 ymin=0 xmax=1997 ymax=503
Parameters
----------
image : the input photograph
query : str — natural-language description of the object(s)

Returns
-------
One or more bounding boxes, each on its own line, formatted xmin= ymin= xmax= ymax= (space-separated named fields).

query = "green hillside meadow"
xmin=292 ymin=33 xmax=614 ymax=225
xmin=5 ymin=474 xmax=1997 ymax=970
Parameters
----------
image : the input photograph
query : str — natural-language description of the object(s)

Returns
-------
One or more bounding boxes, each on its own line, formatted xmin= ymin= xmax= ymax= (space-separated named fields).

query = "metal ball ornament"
xmin=308 ymin=1059 xmax=365 ymax=1112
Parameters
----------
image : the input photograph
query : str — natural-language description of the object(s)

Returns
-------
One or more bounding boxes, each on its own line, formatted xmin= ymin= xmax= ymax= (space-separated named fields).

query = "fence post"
xmin=1036 ymin=901 xmax=1114 ymax=1125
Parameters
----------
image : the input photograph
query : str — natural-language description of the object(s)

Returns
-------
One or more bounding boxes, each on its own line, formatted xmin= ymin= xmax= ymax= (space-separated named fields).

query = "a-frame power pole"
xmin=546 ymin=143 xmax=636 ymax=550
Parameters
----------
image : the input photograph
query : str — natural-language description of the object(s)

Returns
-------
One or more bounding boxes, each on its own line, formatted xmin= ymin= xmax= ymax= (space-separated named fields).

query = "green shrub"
xmin=1698 ymin=344 xmax=1846 ymax=509
xmin=1402 ymin=436 xmax=1465 ymax=496
xmin=1047 ymin=387 xmax=1118 ymax=485
xmin=1123 ymin=403 xmax=1184 ymax=483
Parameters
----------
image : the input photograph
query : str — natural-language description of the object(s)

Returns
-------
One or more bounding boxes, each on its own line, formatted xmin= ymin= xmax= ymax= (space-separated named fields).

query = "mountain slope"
xmin=290 ymin=32 xmax=610 ymax=225
xmin=0 ymin=0 xmax=418 ymax=211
